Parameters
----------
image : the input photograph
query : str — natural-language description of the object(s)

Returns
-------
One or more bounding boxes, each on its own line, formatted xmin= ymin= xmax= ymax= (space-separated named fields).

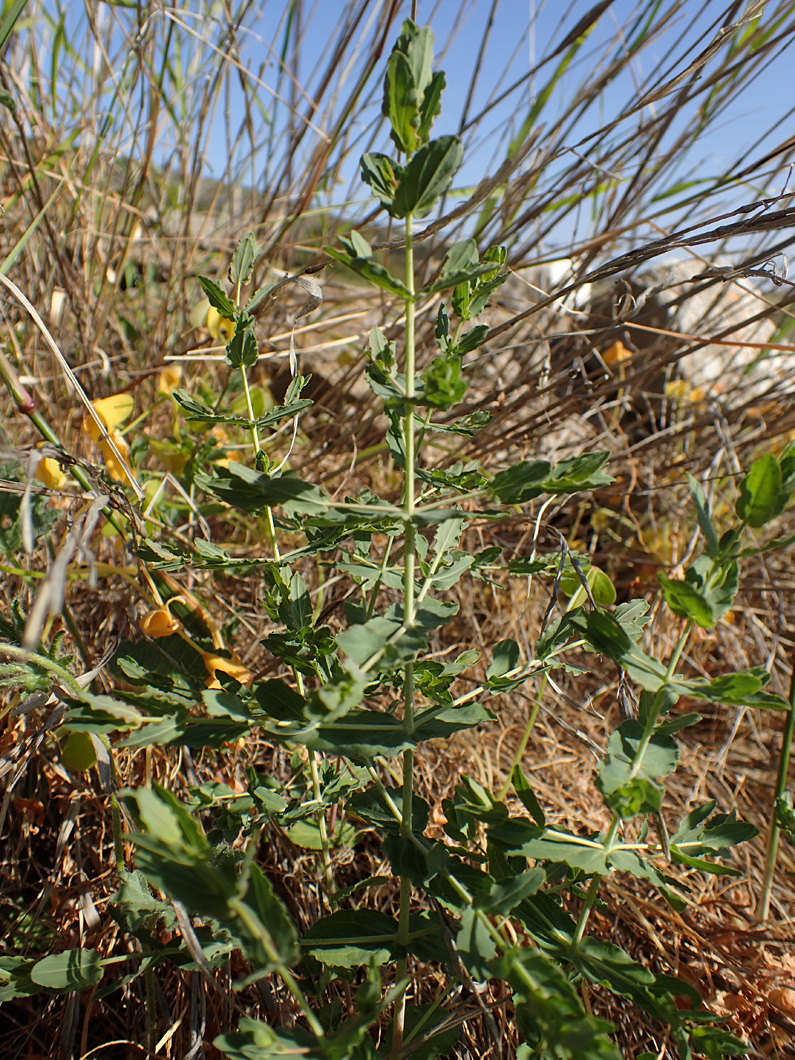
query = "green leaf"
xmin=120 ymin=785 xmax=239 ymax=919
xmin=490 ymin=460 xmax=551 ymax=503
xmin=456 ymin=907 xmax=497 ymax=979
xmin=244 ymin=282 xmax=277 ymax=315
xmin=111 ymin=869 xmax=174 ymax=933
xmin=452 ymin=245 xmax=507 ymax=320
xmin=173 ymin=389 xmax=312 ymax=431
xmin=775 ymin=792 xmax=795 ymax=842
xmin=422 ymin=355 xmax=467 ymax=407
xmin=544 ymin=451 xmax=613 ymax=493
xmin=412 ymin=702 xmax=493 ymax=740
xmin=61 ymin=695 xmax=144 ymax=734
xmin=476 ymin=868 xmax=545 ymax=916
xmin=454 ymin=324 xmax=489 ymax=354
xmin=382 ymin=20 xmax=436 ymax=154
xmin=225 ymin=318 xmax=259 ymax=368
xmin=658 ymin=557 xmax=738 ymax=628
xmin=569 ymin=609 xmax=631 ymax=657
xmin=195 ymin=463 xmax=330 ymax=516
xmin=307 ymin=711 xmax=413 ymax=757
xmin=30 ymin=949 xmax=103 ymax=992
xmin=736 ymin=453 xmax=783 ymax=527
xmin=421 ymin=239 xmax=501 ymax=296
xmin=229 ymin=234 xmax=259 ymax=286
xmin=393 ymin=136 xmax=463 ymax=219
xmin=198 ymin=276 xmax=236 ymax=319
xmin=597 ymin=721 xmax=679 ymax=820
xmin=570 ymin=936 xmax=655 ymax=999
xmin=360 ymin=152 xmax=402 ymax=213
xmin=238 ymin=864 xmax=299 ymax=970
xmin=0 ymin=958 xmax=41 ymax=1002
xmin=302 ymin=909 xmax=397 ymax=968
xmin=684 ymin=667 xmax=781 ymax=707
xmin=324 ymin=233 xmax=412 ymax=299
xmin=215 ymin=1019 xmax=320 ymax=1060
xmin=613 ymin=599 xmax=652 ymax=640
xmin=512 ymin=766 xmax=546 ymax=826
xmin=560 ymin=565 xmax=616 ymax=606
xmin=417 ymin=69 xmax=445 ymax=142
xmin=686 ymin=473 xmax=720 ymax=559
xmin=486 ymin=639 xmax=520 ymax=676
xmin=502 ymin=826 xmax=609 ymax=874
xmin=670 ymin=802 xmax=757 ymax=874
xmin=0 ymin=0 xmax=29 ymax=57
xmin=566 ymin=609 xmax=669 ymax=692
xmin=495 ymin=946 xmax=621 ymax=1060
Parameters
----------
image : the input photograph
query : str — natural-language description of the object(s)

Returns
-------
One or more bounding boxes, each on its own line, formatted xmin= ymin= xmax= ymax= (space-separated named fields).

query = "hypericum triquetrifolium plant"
xmin=9 ymin=18 xmax=795 ymax=1060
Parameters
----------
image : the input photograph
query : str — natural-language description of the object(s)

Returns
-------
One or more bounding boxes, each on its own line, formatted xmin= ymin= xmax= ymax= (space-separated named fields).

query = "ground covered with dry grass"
xmin=4 ymin=3 xmax=795 ymax=1058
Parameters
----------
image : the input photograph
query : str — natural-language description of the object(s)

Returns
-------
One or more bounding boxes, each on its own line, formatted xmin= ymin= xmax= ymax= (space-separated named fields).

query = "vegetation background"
xmin=3 ymin=1 xmax=795 ymax=1057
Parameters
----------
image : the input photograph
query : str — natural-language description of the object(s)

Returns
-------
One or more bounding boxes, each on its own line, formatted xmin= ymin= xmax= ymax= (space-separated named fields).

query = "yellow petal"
xmin=202 ymin=651 xmax=252 ymax=687
xmin=35 ymin=453 xmax=65 ymax=489
xmin=664 ymin=380 xmax=690 ymax=402
xmin=99 ymin=429 xmax=131 ymax=482
xmin=157 ymin=364 xmax=182 ymax=394
xmin=139 ymin=608 xmax=181 ymax=638
xmin=207 ymin=305 xmax=235 ymax=344
xmin=602 ymin=340 xmax=632 ymax=366
xmin=85 ymin=393 xmax=135 ymax=441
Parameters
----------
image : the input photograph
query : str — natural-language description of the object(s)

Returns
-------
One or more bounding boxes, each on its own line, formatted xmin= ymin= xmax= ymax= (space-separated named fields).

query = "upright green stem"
xmin=240 ymin=364 xmax=262 ymax=457
xmin=231 ymin=898 xmax=326 ymax=1038
xmin=239 ymin=370 xmax=334 ymax=901
xmin=758 ymin=653 xmax=795 ymax=921
xmin=394 ymin=211 xmax=417 ymax=1055
xmin=628 ymin=619 xmax=693 ymax=783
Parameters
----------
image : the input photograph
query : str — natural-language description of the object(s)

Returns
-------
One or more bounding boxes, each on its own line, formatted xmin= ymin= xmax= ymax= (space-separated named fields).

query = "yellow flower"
xmin=34 ymin=448 xmax=65 ymax=489
xmin=139 ymin=608 xmax=181 ymax=638
xmin=602 ymin=340 xmax=633 ymax=366
xmin=156 ymin=364 xmax=182 ymax=394
xmin=98 ymin=428 xmax=131 ymax=483
xmin=84 ymin=393 xmax=134 ymax=442
xmin=664 ymin=380 xmax=706 ymax=409
xmin=202 ymin=651 xmax=252 ymax=688
xmin=207 ymin=306 xmax=235 ymax=344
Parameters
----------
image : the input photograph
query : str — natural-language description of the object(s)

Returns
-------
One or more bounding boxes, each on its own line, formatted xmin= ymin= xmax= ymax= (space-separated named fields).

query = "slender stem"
xmin=242 ymin=354 xmax=332 ymax=899
xmin=231 ymin=898 xmax=325 ymax=1038
xmin=111 ymin=794 xmax=125 ymax=874
xmin=628 ymin=619 xmax=693 ymax=782
xmin=573 ymin=875 xmax=602 ymax=946
xmin=240 ymin=364 xmax=262 ymax=457
xmin=303 ymin=673 xmax=335 ymax=900
xmin=394 ymin=211 xmax=417 ymax=1056
xmin=758 ymin=654 xmax=795 ymax=921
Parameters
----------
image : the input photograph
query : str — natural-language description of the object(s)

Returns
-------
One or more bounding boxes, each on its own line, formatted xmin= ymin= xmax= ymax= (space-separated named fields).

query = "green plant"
xmin=4 ymin=19 xmax=790 ymax=1058
xmin=5 ymin=6 xmax=795 ymax=1058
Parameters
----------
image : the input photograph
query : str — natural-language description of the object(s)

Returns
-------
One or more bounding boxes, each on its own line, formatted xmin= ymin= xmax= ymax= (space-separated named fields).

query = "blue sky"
xmin=215 ymin=1 xmax=795 ymax=226
xmin=28 ymin=1 xmax=795 ymax=255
